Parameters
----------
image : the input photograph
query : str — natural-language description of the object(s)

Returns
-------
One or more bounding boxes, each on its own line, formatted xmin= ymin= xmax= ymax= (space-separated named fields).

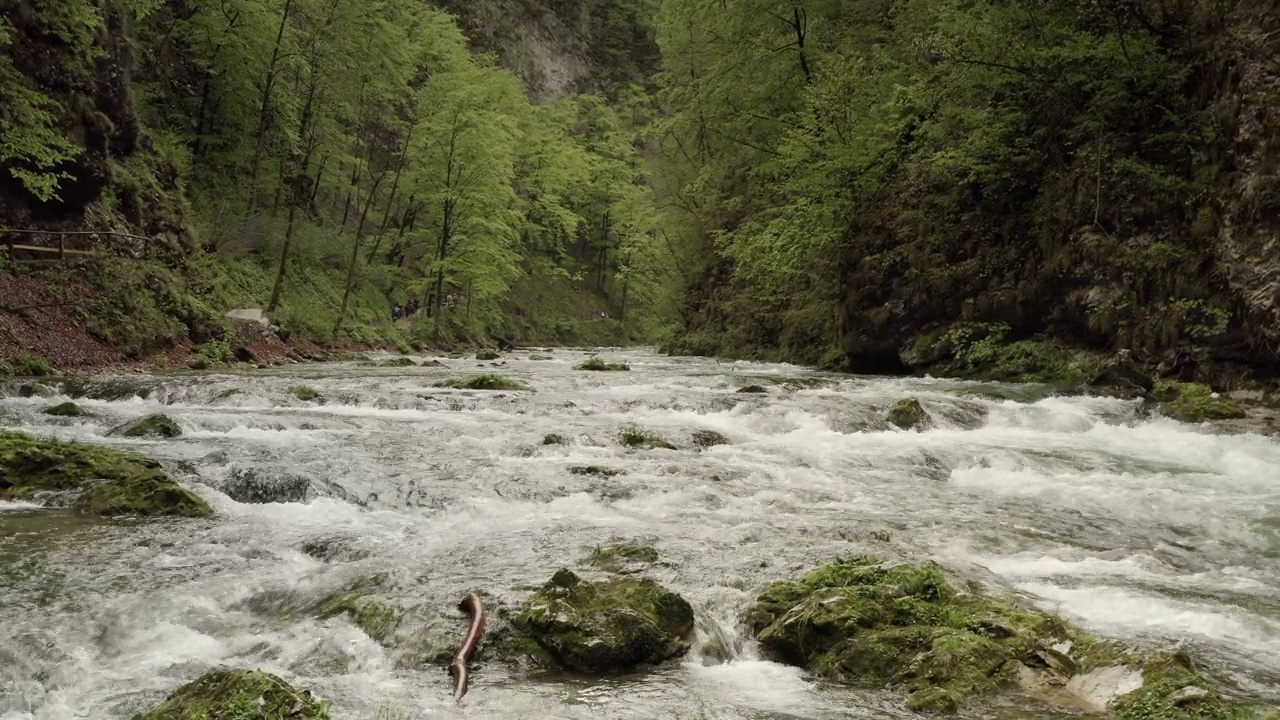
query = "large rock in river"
xmin=135 ymin=669 xmax=330 ymax=719
xmin=0 ymin=431 xmax=210 ymax=517
xmin=513 ymin=569 xmax=694 ymax=672
xmin=107 ymin=413 xmax=183 ymax=439
xmin=746 ymin=556 xmax=1269 ymax=714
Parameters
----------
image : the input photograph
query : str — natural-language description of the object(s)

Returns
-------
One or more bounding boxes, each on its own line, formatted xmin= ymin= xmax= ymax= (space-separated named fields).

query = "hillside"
xmin=652 ymin=1 xmax=1280 ymax=387
xmin=0 ymin=0 xmax=669 ymax=372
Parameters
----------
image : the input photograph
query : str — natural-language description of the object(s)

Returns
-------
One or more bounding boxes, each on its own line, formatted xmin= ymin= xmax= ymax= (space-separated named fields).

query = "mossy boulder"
xmin=18 ymin=382 xmax=52 ymax=398
xmin=134 ymin=669 xmax=331 ymax=719
xmin=42 ymin=402 xmax=86 ymax=417
xmin=618 ymin=426 xmax=677 ymax=450
xmin=887 ymin=398 xmax=931 ymax=430
xmin=289 ymin=385 xmax=320 ymax=401
xmin=543 ymin=433 xmax=568 ymax=445
xmin=437 ymin=374 xmax=529 ymax=391
xmin=576 ymin=356 xmax=630 ymax=371
xmin=0 ymin=431 xmax=211 ymax=517
xmin=1159 ymin=383 xmax=1246 ymax=423
xmin=745 ymin=556 xmax=1075 ymax=712
xmin=476 ymin=350 xmax=501 ymax=360
xmin=107 ymin=413 xmax=183 ymax=439
xmin=590 ymin=544 xmax=660 ymax=574
xmin=1076 ymin=643 xmax=1267 ymax=719
xmin=737 ymin=385 xmax=767 ymax=394
xmin=513 ymin=569 xmax=694 ymax=672
xmin=745 ymin=557 xmax=1269 ymax=715
xmin=379 ymin=357 xmax=417 ymax=367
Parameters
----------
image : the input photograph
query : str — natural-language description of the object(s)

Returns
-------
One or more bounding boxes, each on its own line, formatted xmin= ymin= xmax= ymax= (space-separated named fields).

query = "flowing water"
xmin=1 ymin=348 xmax=1278 ymax=719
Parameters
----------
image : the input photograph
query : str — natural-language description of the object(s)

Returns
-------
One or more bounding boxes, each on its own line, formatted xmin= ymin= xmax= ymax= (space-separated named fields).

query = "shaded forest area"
xmin=653 ymin=0 xmax=1280 ymax=385
xmin=4 ymin=0 xmax=1280 ymax=385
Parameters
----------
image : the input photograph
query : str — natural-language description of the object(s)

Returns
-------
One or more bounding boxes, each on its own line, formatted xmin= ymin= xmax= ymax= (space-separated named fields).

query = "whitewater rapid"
xmin=1 ymin=349 xmax=1277 ymax=718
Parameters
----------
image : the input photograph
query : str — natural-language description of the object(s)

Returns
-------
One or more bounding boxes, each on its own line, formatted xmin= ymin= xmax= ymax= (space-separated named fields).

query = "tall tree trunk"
xmin=365 ymin=123 xmax=414 ymax=263
xmin=334 ymin=168 xmax=388 ymax=333
xmin=247 ymin=0 xmax=294 ymax=209
xmin=267 ymin=74 xmax=322 ymax=313
xmin=432 ymin=197 xmax=454 ymax=339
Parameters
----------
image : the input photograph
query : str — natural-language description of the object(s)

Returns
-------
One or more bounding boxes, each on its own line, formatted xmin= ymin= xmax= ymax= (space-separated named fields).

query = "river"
xmin=1 ymin=348 xmax=1278 ymax=718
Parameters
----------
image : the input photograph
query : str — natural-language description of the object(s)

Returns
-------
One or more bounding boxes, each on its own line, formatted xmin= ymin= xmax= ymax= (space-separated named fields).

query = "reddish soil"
xmin=0 ymin=269 xmax=401 ymax=375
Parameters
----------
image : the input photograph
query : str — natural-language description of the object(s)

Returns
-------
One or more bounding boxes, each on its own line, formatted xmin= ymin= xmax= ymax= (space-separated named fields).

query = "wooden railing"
xmin=0 ymin=228 xmax=153 ymax=262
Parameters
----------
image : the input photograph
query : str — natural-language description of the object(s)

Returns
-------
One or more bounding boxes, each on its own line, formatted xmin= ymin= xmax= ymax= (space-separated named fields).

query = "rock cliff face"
xmin=432 ymin=0 xmax=658 ymax=102
xmin=1215 ymin=6 xmax=1280 ymax=368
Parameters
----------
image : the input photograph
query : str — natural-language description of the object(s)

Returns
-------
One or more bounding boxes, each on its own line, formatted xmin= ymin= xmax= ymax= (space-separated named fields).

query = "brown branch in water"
xmin=449 ymin=592 xmax=486 ymax=702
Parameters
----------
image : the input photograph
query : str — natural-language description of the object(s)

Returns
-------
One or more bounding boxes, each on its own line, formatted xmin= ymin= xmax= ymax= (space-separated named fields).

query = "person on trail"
xmin=392 ymin=304 xmax=402 ymax=320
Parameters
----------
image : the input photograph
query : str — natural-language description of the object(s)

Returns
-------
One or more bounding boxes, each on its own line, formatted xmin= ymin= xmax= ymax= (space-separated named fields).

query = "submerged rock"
xmin=576 ymin=356 xmax=630 ymax=371
xmin=617 ymin=426 xmax=677 ymax=450
xmin=107 ymin=413 xmax=183 ymax=439
xmin=135 ymin=669 xmax=330 ymax=719
xmin=746 ymin=556 xmax=1267 ymax=714
xmin=887 ymin=398 xmax=931 ymax=430
xmin=513 ymin=569 xmax=694 ymax=672
xmin=42 ymin=401 xmax=86 ymax=417
xmin=542 ymin=433 xmax=568 ymax=445
xmin=476 ymin=350 xmax=501 ymax=360
xmin=437 ymin=374 xmax=529 ymax=391
xmin=590 ymin=544 xmax=659 ymax=574
xmin=379 ymin=357 xmax=417 ymax=367
xmin=0 ymin=431 xmax=211 ymax=517
xmin=313 ymin=577 xmax=401 ymax=644
xmin=691 ymin=429 xmax=729 ymax=447
xmin=220 ymin=467 xmax=312 ymax=504
xmin=736 ymin=385 xmax=767 ymax=394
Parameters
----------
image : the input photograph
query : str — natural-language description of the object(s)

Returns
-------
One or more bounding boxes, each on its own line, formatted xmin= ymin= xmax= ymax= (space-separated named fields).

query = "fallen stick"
xmin=448 ymin=592 xmax=486 ymax=702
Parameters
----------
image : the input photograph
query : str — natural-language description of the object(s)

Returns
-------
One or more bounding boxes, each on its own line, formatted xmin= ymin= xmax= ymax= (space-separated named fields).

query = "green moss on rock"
xmin=618 ymin=426 xmax=677 ymax=450
xmin=513 ymin=569 xmax=694 ymax=672
xmin=745 ymin=556 xmax=1077 ymax=712
xmin=311 ymin=576 xmax=400 ymax=644
xmin=1161 ymin=383 xmax=1246 ymax=423
xmin=107 ymin=413 xmax=183 ymax=439
xmin=576 ymin=356 xmax=630 ymax=371
xmin=379 ymin=357 xmax=417 ymax=367
xmin=887 ymin=398 xmax=932 ymax=430
xmin=135 ymin=669 xmax=331 ymax=719
xmin=737 ymin=385 xmax=767 ymax=394
xmin=0 ymin=431 xmax=211 ymax=517
xmin=42 ymin=402 xmax=86 ymax=417
xmin=18 ymin=382 xmax=52 ymax=398
xmin=590 ymin=544 xmax=659 ymax=574
xmin=437 ymin=374 xmax=529 ymax=391
xmin=476 ymin=350 xmax=501 ymax=360
xmin=290 ymin=385 xmax=320 ymax=401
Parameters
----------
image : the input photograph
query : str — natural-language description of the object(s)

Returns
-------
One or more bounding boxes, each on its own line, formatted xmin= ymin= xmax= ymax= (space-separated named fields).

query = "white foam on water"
xmin=3 ymin=349 xmax=1279 ymax=718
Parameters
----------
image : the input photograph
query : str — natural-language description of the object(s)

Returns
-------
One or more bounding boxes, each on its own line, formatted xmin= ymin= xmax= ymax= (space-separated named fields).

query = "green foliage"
xmin=653 ymin=0 xmax=1239 ymax=370
xmin=11 ymin=356 xmax=53 ymax=377
xmin=197 ymin=340 xmax=233 ymax=366
xmin=1162 ymin=383 xmax=1246 ymax=423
